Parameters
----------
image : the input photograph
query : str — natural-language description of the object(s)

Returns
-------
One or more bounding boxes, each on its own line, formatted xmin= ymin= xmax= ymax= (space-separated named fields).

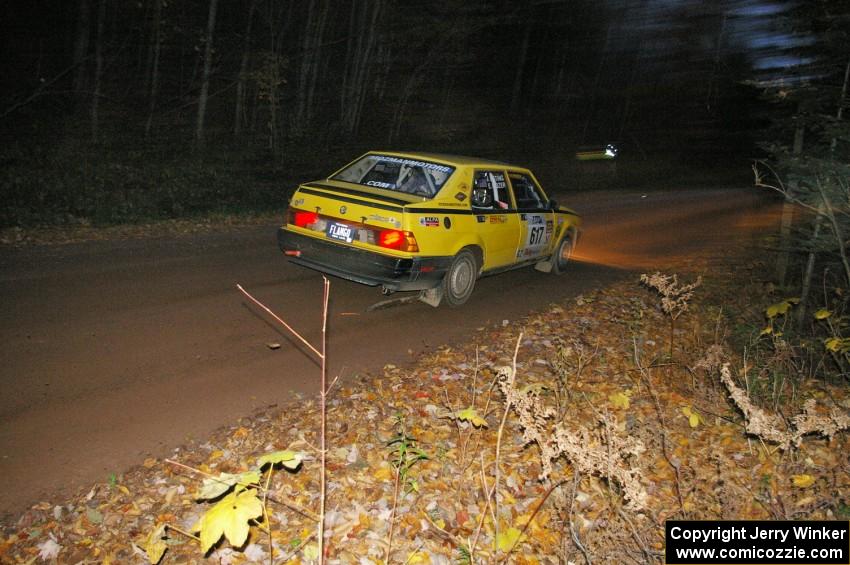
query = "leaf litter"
xmin=0 ymin=251 xmax=848 ymax=564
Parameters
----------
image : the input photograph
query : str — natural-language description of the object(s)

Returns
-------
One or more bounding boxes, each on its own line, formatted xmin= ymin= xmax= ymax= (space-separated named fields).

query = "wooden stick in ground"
xmin=236 ymin=284 xmax=323 ymax=359
xmin=235 ymin=281 xmax=331 ymax=564
xmin=494 ymin=332 xmax=523 ymax=544
xmin=498 ymin=477 xmax=569 ymax=563
xmin=384 ymin=464 xmax=402 ymax=563
xmin=318 ymin=277 xmax=330 ymax=565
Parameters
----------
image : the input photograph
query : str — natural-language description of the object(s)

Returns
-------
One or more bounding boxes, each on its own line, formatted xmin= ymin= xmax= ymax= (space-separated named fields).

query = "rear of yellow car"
xmin=277 ymin=153 xmax=459 ymax=293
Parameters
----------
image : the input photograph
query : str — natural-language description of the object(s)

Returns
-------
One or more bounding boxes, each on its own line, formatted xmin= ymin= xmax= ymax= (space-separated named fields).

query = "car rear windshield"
xmin=331 ymin=154 xmax=455 ymax=198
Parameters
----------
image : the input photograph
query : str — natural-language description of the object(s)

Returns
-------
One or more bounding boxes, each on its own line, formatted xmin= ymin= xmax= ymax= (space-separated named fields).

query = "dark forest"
xmin=0 ymin=0 xmax=843 ymax=226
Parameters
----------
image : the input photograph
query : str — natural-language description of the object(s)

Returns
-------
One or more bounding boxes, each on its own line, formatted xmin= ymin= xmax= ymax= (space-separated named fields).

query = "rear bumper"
xmin=277 ymin=227 xmax=450 ymax=291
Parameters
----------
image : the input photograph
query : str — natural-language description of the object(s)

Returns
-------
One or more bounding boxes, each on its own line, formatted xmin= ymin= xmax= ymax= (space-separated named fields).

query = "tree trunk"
xmin=90 ymin=0 xmax=107 ymax=141
xmin=234 ymin=0 xmax=256 ymax=136
xmin=390 ymin=29 xmax=455 ymax=143
xmin=195 ymin=0 xmax=220 ymax=150
xmin=341 ymin=0 xmax=382 ymax=135
xmin=293 ymin=0 xmax=329 ymax=136
xmin=339 ymin=0 xmax=356 ymax=121
xmin=775 ymin=116 xmax=804 ymax=286
xmin=797 ymin=203 xmax=824 ymax=331
xmin=144 ymin=0 xmax=162 ymax=138
xmin=789 ymin=59 xmax=849 ymax=299
xmin=73 ymin=0 xmax=91 ymax=97
xmin=581 ymin=25 xmax=611 ymax=142
xmin=510 ymin=16 xmax=532 ymax=112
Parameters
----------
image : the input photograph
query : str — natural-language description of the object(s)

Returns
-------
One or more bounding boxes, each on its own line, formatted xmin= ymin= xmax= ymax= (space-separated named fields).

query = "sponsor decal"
xmin=368 ymin=213 xmax=392 ymax=223
xmin=339 ymin=205 xmax=347 ymax=214
xmin=443 ymin=217 xmax=451 ymax=229
xmin=366 ymin=180 xmax=394 ymax=189
xmin=374 ymin=156 xmax=453 ymax=174
xmin=476 ymin=215 xmax=486 ymax=223
xmin=455 ymin=191 xmax=467 ymax=202
xmin=437 ymin=202 xmax=464 ymax=207
xmin=528 ymin=215 xmax=544 ymax=225
xmin=520 ymin=214 xmax=527 ymax=221
xmin=546 ymin=220 xmax=554 ymax=234
xmin=420 ymin=216 xmax=440 ymax=227
xmin=527 ymin=225 xmax=547 ymax=246
xmin=293 ymin=198 xmax=305 ymax=206
xmin=489 ymin=215 xmax=508 ymax=224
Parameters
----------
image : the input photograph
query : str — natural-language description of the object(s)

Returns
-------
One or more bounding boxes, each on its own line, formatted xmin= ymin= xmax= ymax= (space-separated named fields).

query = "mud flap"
xmin=534 ymin=260 xmax=553 ymax=273
xmin=418 ymin=286 xmax=443 ymax=307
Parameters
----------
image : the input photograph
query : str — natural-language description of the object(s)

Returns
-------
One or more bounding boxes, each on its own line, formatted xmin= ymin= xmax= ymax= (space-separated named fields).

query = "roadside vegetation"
xmin=1 ymin=244 xmax=848 ymax=563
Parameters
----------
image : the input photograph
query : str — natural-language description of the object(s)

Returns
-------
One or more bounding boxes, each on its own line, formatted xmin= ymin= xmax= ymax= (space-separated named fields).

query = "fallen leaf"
xmin=373 ymin=466 xmax=394 ymax=481
xmin=496 ymin=527 xmax=526 ymax=553
xmin=681 ymin=406 xmax=702 ymax=428
xmin=456 ymin=407 xmax=488 ymax=428
xmin=609 ymin=391 xmax=631 ymax=410
xmin=142 ymin=524 xmax=167 ymax=565
xmin=791 ymin=474 xmax=815 ymax=488
xmin=257 ymin=450 xmax=303 ymax=471
xmin=196 ymin=470 xmax=260 ymax=501
xmin=191 ymin=489 xmax=264 ymax=552
xmin=303 ymin=543 xmax=319 ymax=560
xmin=37 ymin=536 xmax=61 ymax=561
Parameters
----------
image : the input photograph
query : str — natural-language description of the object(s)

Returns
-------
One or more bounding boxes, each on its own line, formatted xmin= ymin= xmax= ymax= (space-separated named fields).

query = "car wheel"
xmin=442 ymin=249 xmax=477 ymax=307
xmin=552 ymin=235 xmax=573 ymax=275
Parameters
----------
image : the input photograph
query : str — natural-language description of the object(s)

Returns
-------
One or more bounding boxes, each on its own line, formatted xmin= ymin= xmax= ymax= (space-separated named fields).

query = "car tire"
xmin=552 ymin=235 xmax=573 ymax=275
xmin=442 ymin=249 xmax=477 ymax=307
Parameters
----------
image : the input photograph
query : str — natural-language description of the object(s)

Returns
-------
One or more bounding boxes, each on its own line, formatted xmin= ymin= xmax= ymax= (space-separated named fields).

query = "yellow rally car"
xmin=277 ymin=151 xmax=581 ymax=307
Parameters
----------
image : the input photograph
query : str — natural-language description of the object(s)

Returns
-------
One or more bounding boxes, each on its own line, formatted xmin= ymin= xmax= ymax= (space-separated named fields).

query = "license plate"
xmin=326 ymin=222 xmax=353 ymax=243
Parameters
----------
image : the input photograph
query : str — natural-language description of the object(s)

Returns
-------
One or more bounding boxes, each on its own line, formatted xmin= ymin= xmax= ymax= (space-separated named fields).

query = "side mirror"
xmin=548 ymin=199 xmax=559 ymax=211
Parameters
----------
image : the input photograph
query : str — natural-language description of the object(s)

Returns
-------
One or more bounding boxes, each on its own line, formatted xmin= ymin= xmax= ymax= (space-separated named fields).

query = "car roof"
xmin=370 ymin=150 xmax=521 ymax=169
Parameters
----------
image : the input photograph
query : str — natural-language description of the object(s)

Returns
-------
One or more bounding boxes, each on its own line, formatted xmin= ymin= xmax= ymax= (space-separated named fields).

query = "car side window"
xmin=471 ymin=171 xmax=510 ymax=210
xmin=509 ymin=173 xmax=546 ymax=210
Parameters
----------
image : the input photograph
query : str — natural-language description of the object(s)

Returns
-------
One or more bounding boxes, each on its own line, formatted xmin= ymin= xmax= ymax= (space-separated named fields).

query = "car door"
xmin=508 ymin=171 xmax=555 ymax=261
xmin=470 ymin=170 xmax=521 ymax=269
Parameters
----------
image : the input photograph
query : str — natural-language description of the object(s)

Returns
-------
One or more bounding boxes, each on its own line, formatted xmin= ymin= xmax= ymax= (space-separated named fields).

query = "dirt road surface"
xmin=0 ymin=187 xmax=777 ymax=518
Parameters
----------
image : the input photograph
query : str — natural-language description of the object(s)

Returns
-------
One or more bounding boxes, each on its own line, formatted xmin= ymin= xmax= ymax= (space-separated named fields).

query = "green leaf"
xmin=495 ymin=526 xmax=526 ymax=553
xmin=196 ymin=471 xmax=260 ymax=501
xmin=191 ymin=489 xmax=264 ymax=553
xmin=257 ymin=450 xmax=303 ymax=471
xmin=824 ymin=337 xmax=850 ymax=353
xmin=407 ymin=477 xmax=420 ymax=493
xmin=766 ymin=298 xmax=799 ymax=319
xmin=456 ymin=407 xmax=488 ymax=428
xmin=814 ymin=309 xmax=832 ymax=320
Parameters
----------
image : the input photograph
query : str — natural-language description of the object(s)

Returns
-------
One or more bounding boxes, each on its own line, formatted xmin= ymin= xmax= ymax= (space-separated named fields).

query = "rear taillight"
xmin=378 ymin=229 xmax=419 ymax=252
xmin=291 ymin=209 xmax=318 ymax=228
xmin=288 ymin=208 xmax=418 ymax=252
